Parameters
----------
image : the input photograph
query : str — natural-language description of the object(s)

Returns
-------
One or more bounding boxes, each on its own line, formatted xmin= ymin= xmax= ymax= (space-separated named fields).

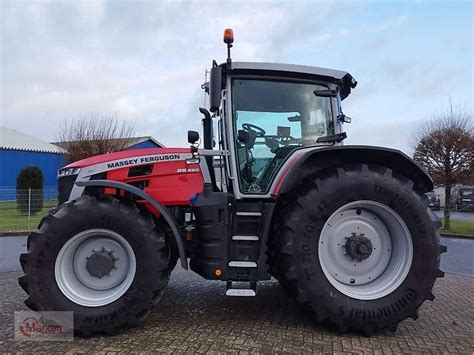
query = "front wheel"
xmin=272 ymin=164 xmax=446 ymax=334
xmin=19 ymin=195 xmax=170 ymax=336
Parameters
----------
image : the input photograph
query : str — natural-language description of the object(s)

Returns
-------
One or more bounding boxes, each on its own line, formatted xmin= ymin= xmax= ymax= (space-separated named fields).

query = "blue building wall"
xmin=0 ymin=139 xmax=160 ymax=201
xmin=128 ymin=140 xmax=161 ymax=150
xmin=0 ymin=149 xmax=66 ymax=189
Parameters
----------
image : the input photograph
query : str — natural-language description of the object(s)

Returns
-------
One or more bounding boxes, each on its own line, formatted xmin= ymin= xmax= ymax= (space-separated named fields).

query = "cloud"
xmin=362 ymin=14 xmax=408 ymax=33
xmin=0 ymin=0 xmax=472 ymax=154
xmin=0 ymin=1 xmax=346 ymax=146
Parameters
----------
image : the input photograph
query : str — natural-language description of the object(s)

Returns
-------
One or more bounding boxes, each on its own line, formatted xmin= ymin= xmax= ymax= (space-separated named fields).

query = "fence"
xmin=0 ymin=188 xmax=57 ymax=233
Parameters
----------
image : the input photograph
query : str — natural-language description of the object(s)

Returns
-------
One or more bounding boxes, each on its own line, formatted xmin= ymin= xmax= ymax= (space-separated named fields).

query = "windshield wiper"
xmin=314 ymin=89 xmax=337 ymax=98
xmin=316 ymin=132 xmax=347 ymax=144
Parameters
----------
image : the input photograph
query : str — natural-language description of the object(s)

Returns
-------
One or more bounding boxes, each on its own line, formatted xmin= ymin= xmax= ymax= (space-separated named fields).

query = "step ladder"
xmin=224 ymin=205 xmax=272 ymax=296
xmin=225 ymin=281 xmax=257 ymax=296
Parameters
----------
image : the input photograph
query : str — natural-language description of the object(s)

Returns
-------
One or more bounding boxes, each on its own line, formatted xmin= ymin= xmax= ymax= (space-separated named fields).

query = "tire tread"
xmin=271 ymin=164 xmax=444 ymax=335
xmin=19 ymin=194 xmax=171 ymax=337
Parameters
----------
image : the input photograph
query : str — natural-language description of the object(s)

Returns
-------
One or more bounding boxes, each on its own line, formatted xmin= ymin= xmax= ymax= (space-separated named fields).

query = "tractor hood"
xmin=63 ymin=148 xmax=191 ymax=169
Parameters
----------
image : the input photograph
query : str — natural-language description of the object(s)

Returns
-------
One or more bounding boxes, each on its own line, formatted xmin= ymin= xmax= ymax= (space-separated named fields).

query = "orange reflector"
xmin=223 ymin=28 xmax=234 ymax=44
xmin=215 ymin=268 xmax=222 ymax=277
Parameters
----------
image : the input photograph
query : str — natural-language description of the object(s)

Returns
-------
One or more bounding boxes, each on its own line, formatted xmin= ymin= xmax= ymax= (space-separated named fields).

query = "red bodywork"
xmin=67 ymin=148 xmax=204 ymax=207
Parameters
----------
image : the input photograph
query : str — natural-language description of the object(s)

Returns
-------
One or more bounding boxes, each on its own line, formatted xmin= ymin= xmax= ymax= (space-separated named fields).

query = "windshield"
xmin=232 ymin=79 xmax=334 ymax=194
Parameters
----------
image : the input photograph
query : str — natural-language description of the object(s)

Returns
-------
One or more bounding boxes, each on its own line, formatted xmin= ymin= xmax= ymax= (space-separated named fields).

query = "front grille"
xmin=58 ymin=174 xmax=77 ymax=204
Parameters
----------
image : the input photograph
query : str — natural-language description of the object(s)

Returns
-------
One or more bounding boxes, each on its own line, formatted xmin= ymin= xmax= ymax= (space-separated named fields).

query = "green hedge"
xmin=16 ymin=166 xmax=44 ymax=214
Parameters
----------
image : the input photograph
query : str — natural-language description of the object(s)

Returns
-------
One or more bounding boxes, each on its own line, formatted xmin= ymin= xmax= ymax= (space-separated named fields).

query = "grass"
xmin=441 ymin=219 xmax=474 ymax=237
xmin=0 ymin=200 xmax=57 ymax=233
xmin=1 ymin=199 xmax=473 ymax=238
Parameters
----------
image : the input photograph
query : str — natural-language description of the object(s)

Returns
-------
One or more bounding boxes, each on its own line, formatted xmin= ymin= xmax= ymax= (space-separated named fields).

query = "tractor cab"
xmin=198 ymin=30 xmax=357 ymax=198
xmin=186 ymin=29 xmax=360 ymax=291
xmin=230 ymin=76 xmax=340 ymax=194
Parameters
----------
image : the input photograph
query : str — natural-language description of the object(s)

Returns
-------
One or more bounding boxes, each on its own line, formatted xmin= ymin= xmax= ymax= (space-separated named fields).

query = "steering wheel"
xmin=242 ymin=123 xmax=266 ymax=136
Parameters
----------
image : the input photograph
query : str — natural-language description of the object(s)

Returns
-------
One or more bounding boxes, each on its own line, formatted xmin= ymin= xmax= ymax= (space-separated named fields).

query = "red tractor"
xmin=19 ymin=30 xmax=446 ymax=336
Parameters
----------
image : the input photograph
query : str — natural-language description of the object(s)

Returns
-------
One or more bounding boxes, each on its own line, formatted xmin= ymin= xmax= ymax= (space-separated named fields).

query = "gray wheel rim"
xmin=318 ymin=200 xmax=413 ymax=300
xmin=55 ymin=229 xmax=136 ymax=307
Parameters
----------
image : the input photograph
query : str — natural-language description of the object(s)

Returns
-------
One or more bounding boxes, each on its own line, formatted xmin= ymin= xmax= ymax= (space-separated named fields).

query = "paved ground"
xmin=1 ymin=267 xmax=474 ymax=354
xmin=0 ymin=236 xmax=25 ymax=273
xmin=1 ymin=230 xmax=473 ymax=353
xmin=439 ymin=236 xmax=474 ymax=277
xmin=434 ymin=210 xmax=474 ymax=222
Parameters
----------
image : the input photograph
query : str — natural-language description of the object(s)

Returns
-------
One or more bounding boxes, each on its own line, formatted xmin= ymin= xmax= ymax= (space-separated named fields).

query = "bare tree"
xmin=412 ymin=104 xmax=473 ymax=230
xmin=57 ymin=114 xmax=135 ymax=163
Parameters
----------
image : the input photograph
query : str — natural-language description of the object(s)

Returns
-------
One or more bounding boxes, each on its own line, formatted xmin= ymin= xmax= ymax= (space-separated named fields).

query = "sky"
xmin=1 ymin=0 xmax=472 ymax=155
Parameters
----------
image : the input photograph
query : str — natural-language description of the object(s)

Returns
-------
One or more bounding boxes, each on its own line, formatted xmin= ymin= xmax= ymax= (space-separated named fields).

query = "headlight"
xmin=58 ymin=167 xmax=81 ymax=177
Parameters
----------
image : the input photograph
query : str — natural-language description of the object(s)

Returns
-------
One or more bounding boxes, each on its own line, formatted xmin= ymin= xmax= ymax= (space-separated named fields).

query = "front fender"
xmin=276 ymin=145 xmax=433 ymax=195
xmin=75 ymin=180 xmax=188 ymax=270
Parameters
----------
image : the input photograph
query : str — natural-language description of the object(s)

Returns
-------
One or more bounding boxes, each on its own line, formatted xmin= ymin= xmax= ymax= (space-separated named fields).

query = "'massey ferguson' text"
xmin=107 ymin=154 xmax=181 ymax=169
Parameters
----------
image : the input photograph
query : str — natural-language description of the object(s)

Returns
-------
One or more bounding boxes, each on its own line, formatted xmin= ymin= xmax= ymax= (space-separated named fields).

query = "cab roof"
xmin=225 ymin=62 xmax=357 ymax=100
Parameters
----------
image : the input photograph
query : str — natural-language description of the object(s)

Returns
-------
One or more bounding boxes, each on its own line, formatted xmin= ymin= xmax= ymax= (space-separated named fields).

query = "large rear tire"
xmin=272 ymin=164 xmax=446 ymax=334
xmin=19 ymin=195 xmax=170 ymax=336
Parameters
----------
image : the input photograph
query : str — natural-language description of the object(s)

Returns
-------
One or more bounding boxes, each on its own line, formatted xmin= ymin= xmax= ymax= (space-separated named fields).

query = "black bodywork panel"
xmin=191 ymin=183 xmax=274 ymax=281
xmin=278 ymin=145 xmax=434 ymax=195
xmin=58 ymin=174 xmax=77 ymax=205
xmin=190 ymin=183 xmax=233 ymax=279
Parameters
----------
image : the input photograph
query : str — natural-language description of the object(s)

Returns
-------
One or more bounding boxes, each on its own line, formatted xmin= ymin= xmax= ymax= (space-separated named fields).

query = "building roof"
xmin=52 ymin=136 xmax=164 ymax=148
xmin=0 ymin=126 xmax=64 ymax=154
xmin=125 ymin=136 xmax=164 ymax=148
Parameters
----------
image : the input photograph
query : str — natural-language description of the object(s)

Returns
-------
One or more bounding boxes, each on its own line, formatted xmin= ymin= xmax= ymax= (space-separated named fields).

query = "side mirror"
xmin=209 ymin=66 xmax=222 ymax=112
xmin=337 ymin=114 xmax=352 ymax=123
xmin=188 ymin=130 xmax=200 ymax=145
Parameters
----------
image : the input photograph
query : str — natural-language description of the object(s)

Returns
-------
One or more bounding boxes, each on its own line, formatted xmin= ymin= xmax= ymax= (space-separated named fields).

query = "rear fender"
xmin=75 ymin=180 xmax=188 ymax=270
xmin=275 ymin=146 xmax=433 ymax=196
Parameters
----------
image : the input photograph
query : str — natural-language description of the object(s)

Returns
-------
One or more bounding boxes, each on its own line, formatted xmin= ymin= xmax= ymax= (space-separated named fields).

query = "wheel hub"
xmin=345 ymin=233 xmax=373 ymax=261
xmin=55 ymin=229 xmax=136 ymax=307
xmin=318 ymin=201 xmax=413 ymax=300
xmin=86 ymin=248 xmax=116 ymax=278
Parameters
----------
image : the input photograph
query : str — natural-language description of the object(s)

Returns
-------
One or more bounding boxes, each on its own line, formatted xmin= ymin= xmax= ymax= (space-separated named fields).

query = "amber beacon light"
xmin=223 ymin=28 xmax=234 ymax=44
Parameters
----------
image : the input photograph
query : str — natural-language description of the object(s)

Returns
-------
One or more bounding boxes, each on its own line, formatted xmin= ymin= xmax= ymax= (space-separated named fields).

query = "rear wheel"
xmin=19 ymin=195 xmax=170 ymax=336
xmin=272 ymin=164 xmax=445 ymax=334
